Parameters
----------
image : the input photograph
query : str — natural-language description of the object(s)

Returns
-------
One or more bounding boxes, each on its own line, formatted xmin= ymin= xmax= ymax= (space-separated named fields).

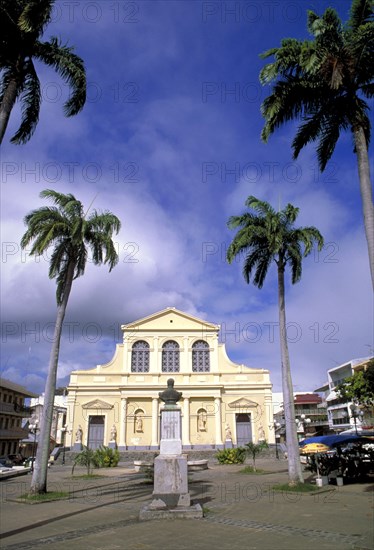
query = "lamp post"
xmin=29 ymin=420 xmax=39 ymax=472
xmin=274 ymin=422 xmax=281 ymax=459
xmin=296 ymin=414 xmax=311 ymax=440
xmin=349 ymin=404 xmax=363 ymax=435
xmin=61 ymin=425 xmax=67 ymax=465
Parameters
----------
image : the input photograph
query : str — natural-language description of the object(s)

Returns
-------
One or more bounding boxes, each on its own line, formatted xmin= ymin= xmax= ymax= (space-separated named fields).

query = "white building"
xmin=315 ymin=357 xmax=372 ymax=433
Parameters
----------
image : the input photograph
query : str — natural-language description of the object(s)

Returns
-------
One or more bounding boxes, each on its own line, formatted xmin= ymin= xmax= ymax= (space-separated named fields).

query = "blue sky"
xmin=1 ymin=0 xmax=373 ymax=394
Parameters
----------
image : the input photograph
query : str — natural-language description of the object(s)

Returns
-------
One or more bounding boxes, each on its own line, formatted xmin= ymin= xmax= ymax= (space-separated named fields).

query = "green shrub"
xmin=245 ymin=440 xmax=269 ymax=471
xmin=93 ymin=446 xmax=120 ymax=468
xmin=216 ymin=447 xmax=247 ymax=464
xmin=72 ymin=446 xmax=98 ymax=475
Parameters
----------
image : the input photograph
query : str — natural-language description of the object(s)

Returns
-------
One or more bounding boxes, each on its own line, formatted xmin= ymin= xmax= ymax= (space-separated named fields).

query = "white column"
xmin=151 ymin=397 xmax=159 ymax=447
xmin=215 ymin=396 xmax=223 ymax=445
xmin=152 ymin=336 xmax=159 ymax=373
xmin=180 ymin=336 xmax=189 ymax=373
xmin=120 ymin=397 xmax=127 ymax=448
xmin=182 ymin=397 xmax=191 ymax=446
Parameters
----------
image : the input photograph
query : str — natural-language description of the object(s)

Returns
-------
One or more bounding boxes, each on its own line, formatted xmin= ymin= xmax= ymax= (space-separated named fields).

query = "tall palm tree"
xmin=21 ymin=189 xmax=121 ymax=494
xmin=0 ymin=0 xmax=86 ymax=144
xmin=227 ymin=196 xmax=323 ymax=485
xmin=259 ymin=0 xmax=374 ymax=288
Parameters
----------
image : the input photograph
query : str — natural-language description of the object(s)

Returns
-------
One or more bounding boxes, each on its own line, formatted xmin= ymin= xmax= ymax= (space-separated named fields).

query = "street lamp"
xmin=296 ymin=414 xmax=311 ymax=440
xmin=274 ymin=422 xmax=281 ymax=459
xmin=29 ymin=420 xmax=39 ymax=472
xmin=61 ymin=424 xmax=67 ymax=465
xmin=349 ymin=404 xmax=364 ymax=435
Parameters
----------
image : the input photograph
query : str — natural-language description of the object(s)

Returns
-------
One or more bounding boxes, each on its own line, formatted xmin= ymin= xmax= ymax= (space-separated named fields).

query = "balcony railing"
xmin=295 ymin=408 xmax=327 ymax=415
xmin=0 ymin=402 xmax=32 ymax=415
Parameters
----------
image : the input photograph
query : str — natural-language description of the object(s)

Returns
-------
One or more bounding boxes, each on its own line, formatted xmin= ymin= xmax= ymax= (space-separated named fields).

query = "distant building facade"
xmin=30 ymin=394 xmax=67 ymax=446
xmin=0 ymin=379 xmax=36 ymax=456
xmin=273 ymin=392 xmax=329 ymax=441
xmin=315 ymin=357 xmax=373 ymax=434
xmin=67 ymin=308 xmax=274 ymax=450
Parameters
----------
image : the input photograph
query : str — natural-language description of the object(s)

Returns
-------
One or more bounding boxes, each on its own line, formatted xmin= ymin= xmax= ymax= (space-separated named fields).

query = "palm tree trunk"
xmin=278 ymin=263 xmax=303 ymax=485
xmin=29 ymin=262 xmax=75 ymax=495
xmin=353 ymin=125 xmax=374 ymax=289
xmin=0 ymin=77 xmax=19 ymax=145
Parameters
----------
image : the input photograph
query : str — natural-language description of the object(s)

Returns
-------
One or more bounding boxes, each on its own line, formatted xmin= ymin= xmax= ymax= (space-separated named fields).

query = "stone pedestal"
xmin=73 ymin=443 xmax=83 ymax=452
xmin=225 ymin=439 xmax=233 ymax=449
xmin=108 ymin=441 xmax=117 ymax=450
xmin=139 ymin=386 xmax=202 ymax=521
xmin=159 ymin=408 xmax=182 ymax=455
xmin=152 ymin=454 xmax=190 ymax=507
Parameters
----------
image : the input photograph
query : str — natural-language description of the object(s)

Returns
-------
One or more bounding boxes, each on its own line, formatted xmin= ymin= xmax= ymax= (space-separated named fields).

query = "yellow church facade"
xmin=66 ymin=308 xmax=274 ymax=450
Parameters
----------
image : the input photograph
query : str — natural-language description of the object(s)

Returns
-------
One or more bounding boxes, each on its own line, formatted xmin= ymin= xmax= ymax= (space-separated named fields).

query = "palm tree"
xmin=259 ymin=0 xmax=374 ymax=288
xmin=0 ymin=0 xmax=86 ymax=144
xmin=227 ymin=196 xmax=323 ymax=485
xmin=21 ymin=189 xmax=121 ymax=494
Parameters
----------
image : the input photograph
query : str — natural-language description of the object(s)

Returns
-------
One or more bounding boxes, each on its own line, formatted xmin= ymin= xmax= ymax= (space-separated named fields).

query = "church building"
xmin=66 ymin=308 xmax=274 ymax=450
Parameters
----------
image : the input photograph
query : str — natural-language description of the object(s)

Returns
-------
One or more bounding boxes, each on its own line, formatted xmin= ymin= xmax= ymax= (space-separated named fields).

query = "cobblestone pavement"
xmin=0 ymin=459 xmax=373 ymax=550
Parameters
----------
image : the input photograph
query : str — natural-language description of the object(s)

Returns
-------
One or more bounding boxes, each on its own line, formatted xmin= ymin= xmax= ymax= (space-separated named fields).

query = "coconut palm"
xmin=0 ymin=0 xmax=86 ymax=144
xmin=21 ymin=189 xmax=121 ymax=494
xmin=259 ymin=0 xmax=374 ymax=287
xmin=227 ymin=196 xmax=323 ymax=485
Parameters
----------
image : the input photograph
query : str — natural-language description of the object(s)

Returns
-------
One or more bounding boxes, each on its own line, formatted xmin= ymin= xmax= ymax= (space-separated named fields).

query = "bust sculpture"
xmin=159 ymin=378 xmax=182 ymax=407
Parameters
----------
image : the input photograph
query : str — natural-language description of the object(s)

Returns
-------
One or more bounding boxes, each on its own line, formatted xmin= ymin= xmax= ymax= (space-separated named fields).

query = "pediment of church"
xmin=122 ymin=307 xmax=219 ymax=333
xmin=227 ymin=398 xmax=259 ymax=409
xmin=82 ymin=399 xmax=113 ymax=410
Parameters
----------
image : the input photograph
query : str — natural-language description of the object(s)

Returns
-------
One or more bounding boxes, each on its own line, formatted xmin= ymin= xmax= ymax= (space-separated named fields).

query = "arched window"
xmin=192 ymin=340 xmax=210 ymax=372
xmin=162 ymin=340 xmax=180 ymax=372
xmin=131 ymin=340 xmax=150 ymax=372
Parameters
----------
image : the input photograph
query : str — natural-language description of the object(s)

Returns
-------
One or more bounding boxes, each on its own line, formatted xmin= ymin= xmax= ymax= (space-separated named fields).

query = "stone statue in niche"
xmin=135 ymin=415 xmax=143 ymax=432
xmin=197 ymin=411 xmax=207 ymax=432
xmin=75 ymin=425 xmax=83 ymax=443
xmin=258 ymin=424 xmax=265 ymax=441
xmin=225 ymin=423 xmax=232 ymax=441
xmin=110 ymin=424 xmax=117 ymax=442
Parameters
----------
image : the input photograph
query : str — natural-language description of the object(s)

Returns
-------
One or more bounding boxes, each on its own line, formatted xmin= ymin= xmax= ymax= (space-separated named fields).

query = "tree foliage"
xmin=227 ymin=196 xmax=323 ymax=485
xmin=21 ymin=190 xmax=121 ymax=495
xmin=0 ymin=0 xmax=86 ymax=144
xmin=259 ymin=0 xmax=374 ymax=287
xmin=245 ymin=440 xmax=269 ymax=471
xmin=336 ymin=359 xmax=374 ymax=408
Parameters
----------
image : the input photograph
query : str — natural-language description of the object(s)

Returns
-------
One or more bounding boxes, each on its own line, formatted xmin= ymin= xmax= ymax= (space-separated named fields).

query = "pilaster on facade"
xmin=182 ymin=396 xmax=191 ymax=447
xmin=120 ymin=396 xmax=128 ymax=448
xmin=151 ymin=397 xmax=159 ymax=448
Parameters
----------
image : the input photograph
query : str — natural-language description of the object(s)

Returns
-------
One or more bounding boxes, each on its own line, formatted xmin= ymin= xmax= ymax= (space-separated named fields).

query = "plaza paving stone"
xmin=0 ymin=458 xmax=372 ymax=550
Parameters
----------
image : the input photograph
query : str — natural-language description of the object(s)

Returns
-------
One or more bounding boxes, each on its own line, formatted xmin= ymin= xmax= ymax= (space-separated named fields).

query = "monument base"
xmin=139 ymin=454 xmax=203 ymax=521
xmin=73 ymin=443 xmax=83 ymax=452
xmin=139 ymin=503 xmax=203 ymax=521
xmin=108 ymin=441 xmax=117 ymax=449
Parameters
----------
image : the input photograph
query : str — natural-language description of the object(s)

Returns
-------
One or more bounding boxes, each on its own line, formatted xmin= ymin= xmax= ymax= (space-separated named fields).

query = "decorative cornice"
xmin=82 ymin=399 xmax=113 ymax=410
xmin=227 ymin=398 xmax=259 ymax=408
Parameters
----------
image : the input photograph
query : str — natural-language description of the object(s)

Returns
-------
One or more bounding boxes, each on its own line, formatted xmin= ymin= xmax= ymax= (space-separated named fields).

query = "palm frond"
xmin=35 ymin=37 xmax=86 ymax=116
xmin=21 ymin=189 xmax=121 ymax=305
xmin=348 ymin=0 xmax=373 ymax=31
xmin=18 ymin=0 xmax=54 ymax=35
xmin=10 ymin=59 xmax=40 ymax=144
xmin=227 ymin=196 xmax=323 ymax=289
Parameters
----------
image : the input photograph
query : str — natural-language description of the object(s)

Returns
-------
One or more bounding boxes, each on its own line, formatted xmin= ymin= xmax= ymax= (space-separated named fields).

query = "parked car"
xmin=7 ymin=453 xmax=25 ymax=466
xmin=0 ymin=456 xmax=13 ymax=468
xmin=24 ymin=457 xmax=51 ymax=468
